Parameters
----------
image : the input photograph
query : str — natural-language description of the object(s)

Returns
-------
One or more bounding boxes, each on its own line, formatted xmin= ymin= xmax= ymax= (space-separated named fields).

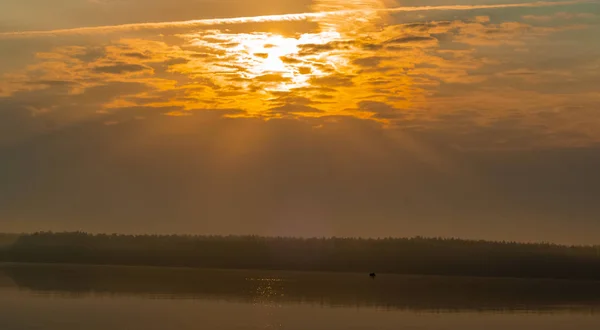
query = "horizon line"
xmin=2 ymin=231 xmax=599 ymax=247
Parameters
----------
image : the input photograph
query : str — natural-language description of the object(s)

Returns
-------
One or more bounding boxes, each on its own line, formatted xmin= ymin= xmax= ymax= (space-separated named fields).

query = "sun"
xmin=220 ymin=31 xmax=343 ymax=91
xmin=245 ymin=35 xmax=299 ymax=73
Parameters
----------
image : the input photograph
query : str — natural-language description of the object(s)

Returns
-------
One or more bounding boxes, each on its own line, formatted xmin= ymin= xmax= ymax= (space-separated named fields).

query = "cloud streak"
xmin=0 ymin=1 xmax=591 ymax=38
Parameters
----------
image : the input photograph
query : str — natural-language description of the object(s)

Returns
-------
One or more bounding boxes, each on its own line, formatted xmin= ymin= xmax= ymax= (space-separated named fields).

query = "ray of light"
xmin=0 ymin=1 xmax=592 ymax=38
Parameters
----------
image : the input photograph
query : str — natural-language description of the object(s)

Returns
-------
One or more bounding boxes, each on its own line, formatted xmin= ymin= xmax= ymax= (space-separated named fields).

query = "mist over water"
xmin=2 ymin=264 xmax=600 ymax=330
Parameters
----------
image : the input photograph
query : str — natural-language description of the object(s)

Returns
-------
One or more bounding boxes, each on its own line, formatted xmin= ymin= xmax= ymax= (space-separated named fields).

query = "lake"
xmin=1 ymin=264 xmax=600 ymax=330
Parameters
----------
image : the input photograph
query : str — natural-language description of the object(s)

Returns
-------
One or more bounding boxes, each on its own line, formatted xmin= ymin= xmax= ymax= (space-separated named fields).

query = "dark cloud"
xmin=189 ymin=53 xmax=212 ymax=58
xmin=298 ymin=40 xmax=358 ymax=55
xmin=384 ymin=45 xmax=412 ymax=51
xmin=501 ymin=70 xmax=537 ymax=76
xmin=352 ymin=56 xmax=389 ymax=67
xmin=72 ymin=47 xmax=106 ymax=62
xmin=358 ymin=101 xmax=406 ymax=120
xmin=361 ymin=43 xmax=383 ymax=51
xmin=291 ymin=86 xmax=338 ymax=93
xmin=314 ymin=94 xmax=334 ymax=100
xmin=309 ymin=74 xmax=354 ymax=87
xmin=385 ymin=36 xmax=436 ymax=44
xmin=24 ymin=80 xmax=79 ymax=87
xmin=93 ymin=63 xmax=149 ymax=74
xmin=402 ymin=22 xmax=437 ymax=30
xmin=162 ymin=57 xmax=189 ymax=66
xmin=0 ymin=80 xmax=154 ymax=147
xmin=122 ymin=52 xmax=152 ymax=59
xmin=270 ymin=95 xmax=313 ymax=106
xmin=414 ymin=63 xmax=439 ymax=69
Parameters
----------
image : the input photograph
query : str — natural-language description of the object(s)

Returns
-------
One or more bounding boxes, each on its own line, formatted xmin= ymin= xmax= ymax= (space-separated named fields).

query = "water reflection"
xmin=3 ymin=264 xmax=600 ymax=313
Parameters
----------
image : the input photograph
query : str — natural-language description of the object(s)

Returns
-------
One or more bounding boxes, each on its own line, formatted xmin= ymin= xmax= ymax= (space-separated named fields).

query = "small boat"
xmin=369 ymin=272 xmax=376 ymax=279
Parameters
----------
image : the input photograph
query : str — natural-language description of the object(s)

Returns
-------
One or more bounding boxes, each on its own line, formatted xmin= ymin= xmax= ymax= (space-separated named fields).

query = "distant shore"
xmin=1 ymin=232 xmax=600 ymax=281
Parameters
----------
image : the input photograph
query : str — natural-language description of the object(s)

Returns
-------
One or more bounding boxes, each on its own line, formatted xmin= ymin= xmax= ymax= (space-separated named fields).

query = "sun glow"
xmin=241 ymin=34 xmax=300 ymax=74
xmin=173 ymin=1 xmax=391 ymax=95
xmin=205 ymin=31 xmax=344 ymax=91
xmin=103 ymin=0 xmax=415 ymax=119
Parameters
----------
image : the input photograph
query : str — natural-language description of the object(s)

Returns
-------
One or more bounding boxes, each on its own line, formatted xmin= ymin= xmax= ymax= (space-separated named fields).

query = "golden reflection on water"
xmin=249 ymin=277 xmax=286 ymax=330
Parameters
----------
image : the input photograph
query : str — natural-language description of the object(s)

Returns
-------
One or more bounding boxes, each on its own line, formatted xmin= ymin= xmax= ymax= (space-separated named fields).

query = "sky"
xmin=1 ymin=0 xmax=600 ymax=244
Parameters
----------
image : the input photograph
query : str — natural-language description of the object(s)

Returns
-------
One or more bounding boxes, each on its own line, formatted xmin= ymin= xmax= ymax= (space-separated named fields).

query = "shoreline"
xmin=3 ymin=261 xmax=600 ymax=284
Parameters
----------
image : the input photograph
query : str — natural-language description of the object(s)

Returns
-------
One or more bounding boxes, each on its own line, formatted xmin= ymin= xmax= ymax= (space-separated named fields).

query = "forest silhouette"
xmin=1 ymin=232 xmax=600 ymax=280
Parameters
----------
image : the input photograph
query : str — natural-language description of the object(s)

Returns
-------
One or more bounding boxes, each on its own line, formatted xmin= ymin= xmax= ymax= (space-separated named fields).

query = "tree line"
xmin=1 ymin=232 xmax=600 ymax=280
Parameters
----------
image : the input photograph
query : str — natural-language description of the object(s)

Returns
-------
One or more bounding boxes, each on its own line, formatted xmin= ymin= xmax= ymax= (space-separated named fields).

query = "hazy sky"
xmin=1 ymin=0 xmax=600 ymax=244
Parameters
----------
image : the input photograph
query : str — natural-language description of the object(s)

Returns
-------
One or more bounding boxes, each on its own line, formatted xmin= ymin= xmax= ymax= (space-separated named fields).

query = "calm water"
xmin=2 ymin=264 xmax=600 ymax=330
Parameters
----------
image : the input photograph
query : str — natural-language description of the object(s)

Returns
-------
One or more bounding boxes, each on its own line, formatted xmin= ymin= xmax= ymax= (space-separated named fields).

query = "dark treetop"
xmin=1 ymin=232 xmax=600 ymax=280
